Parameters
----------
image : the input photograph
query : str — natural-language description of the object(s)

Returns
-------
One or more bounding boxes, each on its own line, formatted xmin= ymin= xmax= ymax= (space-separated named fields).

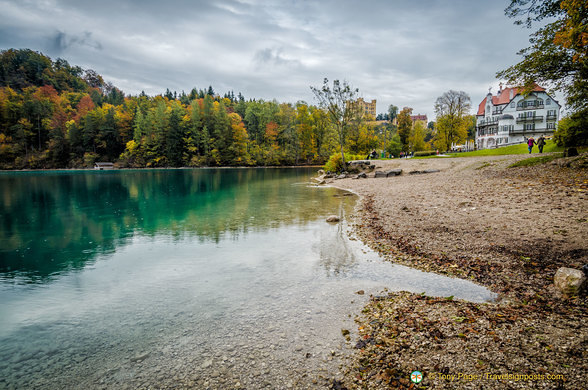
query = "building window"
xmin=510 ymin=101 xmax=515 ymax=108
xmin=525 ymin=123 xmax=535 ymax=131
xmin=546 ymin=98 xmax=551 ymax=105
xmin=547 ymin=122 xmax=555 ymax=129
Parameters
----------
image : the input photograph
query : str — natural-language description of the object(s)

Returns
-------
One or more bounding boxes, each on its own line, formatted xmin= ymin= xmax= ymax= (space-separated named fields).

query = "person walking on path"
xmin=537 ymin=135 xmax=546 ymax=153
xmin=527 ymin=137 xmax=536 ymax=154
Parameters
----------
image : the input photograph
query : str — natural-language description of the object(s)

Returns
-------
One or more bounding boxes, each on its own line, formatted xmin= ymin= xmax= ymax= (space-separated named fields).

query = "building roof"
xmin=476 ymin=85 xmax=546 ymax=116
xmin=411 ymin=114 xmax=428 ymax=121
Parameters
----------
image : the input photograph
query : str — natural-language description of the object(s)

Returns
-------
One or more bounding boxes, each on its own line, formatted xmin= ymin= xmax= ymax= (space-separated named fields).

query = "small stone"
xmin=326 ymin=215 xmax=340 ymax=223
xmin=355 ymin=290 xmax=365 ymax=295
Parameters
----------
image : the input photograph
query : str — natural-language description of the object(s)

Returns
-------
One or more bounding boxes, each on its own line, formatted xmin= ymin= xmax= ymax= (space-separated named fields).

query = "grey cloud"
xmin=50 ymin=31 xmax=103 ymax=55
xmin=253 ymin=48 xmax=302 ymax=68
xmin=0 ymin=0 xmax=538 ymax=116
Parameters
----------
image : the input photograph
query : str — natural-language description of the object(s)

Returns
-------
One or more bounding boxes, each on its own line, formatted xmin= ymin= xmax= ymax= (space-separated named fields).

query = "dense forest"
xmin=0 ymin=49 xmax=399 ymax=169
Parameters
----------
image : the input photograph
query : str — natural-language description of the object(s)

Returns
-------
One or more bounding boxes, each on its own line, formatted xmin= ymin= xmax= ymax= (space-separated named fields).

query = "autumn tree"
xmin=434 ymin=90 xmax=471 ymax=152
xmin=397 ymin=107 xmax=413 ymax=152
xmin=409 ymin=120 xmax=427 ymax=152
xmin=310 ymin=106 xmax=333 ymax=161
xmin=229 ymin=112 xmax=250 ymax=165
xmin=311 ymin=78 xmax=360 ymax=167
xmin=498 ymin=0 xmax=587 ymax=146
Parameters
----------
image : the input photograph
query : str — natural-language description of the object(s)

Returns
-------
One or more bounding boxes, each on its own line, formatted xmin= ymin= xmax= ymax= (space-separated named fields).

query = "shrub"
xmin=554 ymin=113 xmax=588 ymax=147
xmin=413 ymin=150 xmax=437 ymax=157
xmin=324 ymin=152 xmax=365 ymax=173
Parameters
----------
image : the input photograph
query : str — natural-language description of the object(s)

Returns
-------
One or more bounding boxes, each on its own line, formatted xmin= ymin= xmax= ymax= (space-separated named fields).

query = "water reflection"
xmin=0 ymin=168 xmax=352 ymax=283
xmin=315 ymin=205 xmax=357 ymax=276
xmin=0 ymin=168 xmax=497 ymax=389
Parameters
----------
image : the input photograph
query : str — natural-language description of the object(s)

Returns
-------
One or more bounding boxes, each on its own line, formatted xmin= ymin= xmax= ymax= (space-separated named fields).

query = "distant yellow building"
xmin=352 ymin=98 xmax=377 ymax=119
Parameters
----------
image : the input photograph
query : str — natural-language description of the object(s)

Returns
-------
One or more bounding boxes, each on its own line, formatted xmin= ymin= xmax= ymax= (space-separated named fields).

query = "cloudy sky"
xmin=1 ymin=0 xmax=537 ymax=118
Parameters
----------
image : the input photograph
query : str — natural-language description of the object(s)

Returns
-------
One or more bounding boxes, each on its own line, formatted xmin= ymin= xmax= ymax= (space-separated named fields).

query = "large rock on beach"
xmin=346 ymin=160 xmax=375 ymax=174
xmin=374 ymin=169 xmax=402 ymax=178
xmin=409 ymin=169 xmax=441 ymax=175
xmin=554 ymin=267 xmax=586 ymax=296
xmin=386 ymin=169 xmax=402 ymax=176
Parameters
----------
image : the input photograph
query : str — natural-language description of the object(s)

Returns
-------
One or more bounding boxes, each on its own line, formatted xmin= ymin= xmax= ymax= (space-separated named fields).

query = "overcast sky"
xmin=1 ymin=0 xmax=538 ymax=118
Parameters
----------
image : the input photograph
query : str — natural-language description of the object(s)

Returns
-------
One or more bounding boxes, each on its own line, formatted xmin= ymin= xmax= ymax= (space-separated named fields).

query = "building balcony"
xmin=516 ymin=104 xmax=544 ymax=111
xmin=478 ymin=119 xmax=499 ymax=127
xmin=546 ymin=114 xmax=557 ymax=120
xmin=516 ymin=116 xmax=543 ymax=123
xmin=509 ymin=127 xmax=554 ymax=135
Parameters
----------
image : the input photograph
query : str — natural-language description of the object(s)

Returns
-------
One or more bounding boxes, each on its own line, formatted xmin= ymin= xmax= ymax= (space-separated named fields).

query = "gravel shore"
xmin=330 ymin=154 xmax=587 ymax=390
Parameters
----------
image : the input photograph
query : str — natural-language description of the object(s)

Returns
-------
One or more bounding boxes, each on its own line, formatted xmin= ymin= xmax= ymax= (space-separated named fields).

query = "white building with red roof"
xmin=475 ymin=84 xmax=560 ymax=150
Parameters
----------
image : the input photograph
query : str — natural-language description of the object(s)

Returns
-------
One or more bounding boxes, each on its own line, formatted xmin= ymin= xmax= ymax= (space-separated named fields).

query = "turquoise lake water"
xmin=0 ymin=168 xmax=495 ymax=388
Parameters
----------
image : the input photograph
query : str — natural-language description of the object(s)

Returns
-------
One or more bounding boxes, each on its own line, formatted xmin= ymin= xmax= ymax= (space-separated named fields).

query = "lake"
xmin=0 ymin=168 xmax=495 ymax=389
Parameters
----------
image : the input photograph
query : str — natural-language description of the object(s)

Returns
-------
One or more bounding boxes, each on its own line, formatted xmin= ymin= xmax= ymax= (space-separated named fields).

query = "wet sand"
xmin=330 ymin=154 xmax=588 ymax=389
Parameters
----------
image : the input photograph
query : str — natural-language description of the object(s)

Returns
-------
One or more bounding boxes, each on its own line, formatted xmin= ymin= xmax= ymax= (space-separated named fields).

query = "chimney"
xmin=509 ymin=89 xmax=514 ymax=100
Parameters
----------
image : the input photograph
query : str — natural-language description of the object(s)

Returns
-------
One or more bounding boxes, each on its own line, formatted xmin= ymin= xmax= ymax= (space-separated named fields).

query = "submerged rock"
xmin=326 ymin=215 xmax=340 ymax=223
xmin=130 ymin=352 xmax=150 ymax=363
xmin=554 ymin=267 xmax=586 ymax=296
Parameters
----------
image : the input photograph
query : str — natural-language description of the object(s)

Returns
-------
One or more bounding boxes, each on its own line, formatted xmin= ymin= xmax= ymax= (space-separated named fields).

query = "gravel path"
xmin=329 ymin=154 xmax=587 ymax=389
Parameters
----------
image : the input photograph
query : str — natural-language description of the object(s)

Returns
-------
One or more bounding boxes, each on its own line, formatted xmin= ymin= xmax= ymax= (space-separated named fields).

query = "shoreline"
xmin=327 ymin=154 xmax=587 ymax=389
xmin=0 ymin=165 xmax=324 ymax=173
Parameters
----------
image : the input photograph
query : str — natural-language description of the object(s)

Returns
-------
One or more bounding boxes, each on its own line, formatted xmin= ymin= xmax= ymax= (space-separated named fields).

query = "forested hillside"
xmin=0 ymin=49 xmax=389 ymax=169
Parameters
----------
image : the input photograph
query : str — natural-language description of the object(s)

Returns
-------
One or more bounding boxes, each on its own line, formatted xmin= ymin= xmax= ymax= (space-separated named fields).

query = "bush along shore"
xmin=326 ymin=154 xmax=587 ymax=389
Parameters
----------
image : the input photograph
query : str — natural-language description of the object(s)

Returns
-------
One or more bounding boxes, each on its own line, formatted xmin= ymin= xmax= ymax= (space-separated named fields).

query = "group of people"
xmin=526 ymin=135 xmax=547 ymax=154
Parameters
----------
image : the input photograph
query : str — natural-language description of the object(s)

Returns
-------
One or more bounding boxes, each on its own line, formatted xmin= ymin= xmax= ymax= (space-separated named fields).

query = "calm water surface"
xmin=0 ymin=168 xmax=495 ymax=389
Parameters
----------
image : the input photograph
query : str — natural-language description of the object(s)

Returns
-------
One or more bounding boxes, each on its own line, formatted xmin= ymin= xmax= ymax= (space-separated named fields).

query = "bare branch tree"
xmin=434 ymin=90 xmax=471 ymax=151
xmin=311 ymin=78 xmax=360 ymax=169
